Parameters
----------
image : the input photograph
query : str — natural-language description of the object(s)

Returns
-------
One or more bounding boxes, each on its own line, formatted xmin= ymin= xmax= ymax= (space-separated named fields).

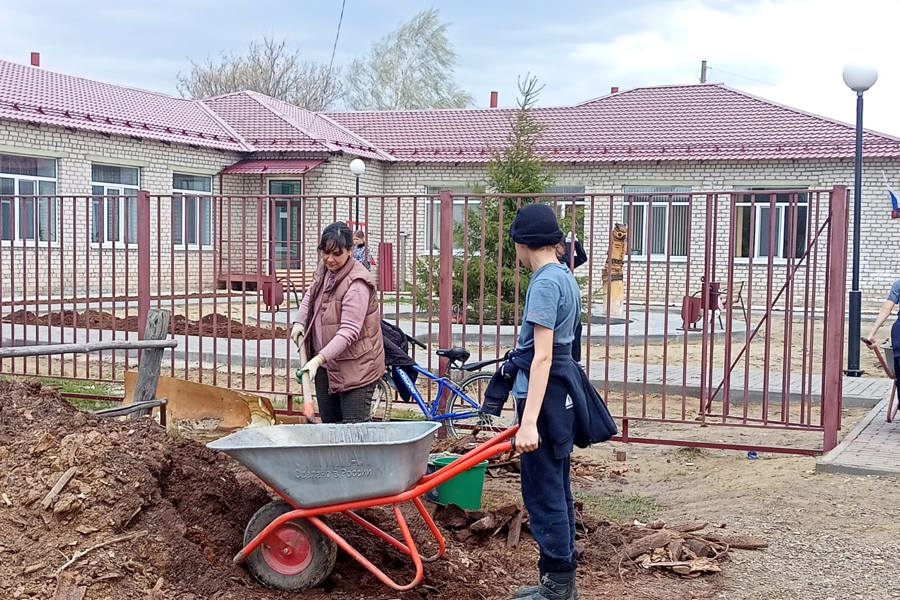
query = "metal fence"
xmin=0 ymin=187 xmax=849 ymax=453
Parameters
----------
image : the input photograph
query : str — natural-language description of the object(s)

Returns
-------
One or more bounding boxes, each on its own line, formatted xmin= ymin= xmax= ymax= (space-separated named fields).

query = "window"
xmin=424 ymin=185 xmax=586 ymax=251
xmin=172 ymin=173 xmax=213 ymax=249
xmin=91 ymin=164 xmax=139 ymax=245
xmin=425 ymin=185 xmax=479 ymax=251
xmin=0 ymin=153 xmax=58 ymax=243
xmin=734 ymin=189 xmax=808 ymax=260
xmin=622 ymin=185 xmax=691 ymax=258
xmin=547 ymin=185 xmax=586 ymax=236
xmin=269 ymin=179 xmax=303 ymax=269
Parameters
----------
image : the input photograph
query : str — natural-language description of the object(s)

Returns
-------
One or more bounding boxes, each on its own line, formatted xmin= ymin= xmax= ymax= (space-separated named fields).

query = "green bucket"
xmin=431 ymin=454 xmax=488 ymax=511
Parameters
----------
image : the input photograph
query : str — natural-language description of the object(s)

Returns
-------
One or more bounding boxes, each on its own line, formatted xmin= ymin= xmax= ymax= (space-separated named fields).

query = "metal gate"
xmin=432 ymin=188 xmax=849 ymax=454
xmin=0 ymin=188 xmax=848 ymax=453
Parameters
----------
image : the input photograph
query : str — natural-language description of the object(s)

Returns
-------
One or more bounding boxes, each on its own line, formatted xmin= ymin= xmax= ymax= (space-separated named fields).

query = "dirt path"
xmin=577 ymin=422 xmax=900 ymax=600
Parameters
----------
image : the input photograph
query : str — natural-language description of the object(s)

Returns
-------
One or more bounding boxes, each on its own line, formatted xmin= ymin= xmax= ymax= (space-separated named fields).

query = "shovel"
xmin=296 ymin=339 xmax=321 ymax=423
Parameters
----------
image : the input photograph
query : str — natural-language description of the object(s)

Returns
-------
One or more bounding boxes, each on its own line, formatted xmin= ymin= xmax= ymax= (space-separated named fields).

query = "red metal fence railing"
xmin=0 ymin=188 xmax=849 ymax=453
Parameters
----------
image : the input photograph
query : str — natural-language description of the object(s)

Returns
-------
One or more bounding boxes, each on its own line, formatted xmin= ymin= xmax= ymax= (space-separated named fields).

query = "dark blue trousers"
xmin=517 ymin=384 xmax=577 ymax=574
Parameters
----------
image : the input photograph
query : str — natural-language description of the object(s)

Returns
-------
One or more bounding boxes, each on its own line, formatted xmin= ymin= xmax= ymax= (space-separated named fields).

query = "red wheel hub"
xmin=260 ymin=523 xmax=313 ymax=575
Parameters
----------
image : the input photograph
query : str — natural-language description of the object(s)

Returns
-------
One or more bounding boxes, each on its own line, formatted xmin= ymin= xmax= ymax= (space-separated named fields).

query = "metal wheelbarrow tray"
xmin=208 ymin=422 xmax=517 ymax=592
xmin=208 ymin=421 xmax=441 ymax=508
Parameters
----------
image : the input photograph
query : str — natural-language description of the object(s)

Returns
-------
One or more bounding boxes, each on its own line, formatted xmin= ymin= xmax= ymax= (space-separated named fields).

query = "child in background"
xmin=352 ymin=230 xmax=373 ymax=271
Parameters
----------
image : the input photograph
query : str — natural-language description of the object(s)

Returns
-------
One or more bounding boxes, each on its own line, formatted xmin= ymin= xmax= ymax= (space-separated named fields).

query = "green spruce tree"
xmin=416 ymin=75 xmax=555 ymax=324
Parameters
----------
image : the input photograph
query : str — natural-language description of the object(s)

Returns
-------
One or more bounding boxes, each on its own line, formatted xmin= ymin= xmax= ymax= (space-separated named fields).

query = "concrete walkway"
xmin=817 ymin=396 xmax=900 ymax=476
xmin=3 ymin=323 xmax=891 ymax=410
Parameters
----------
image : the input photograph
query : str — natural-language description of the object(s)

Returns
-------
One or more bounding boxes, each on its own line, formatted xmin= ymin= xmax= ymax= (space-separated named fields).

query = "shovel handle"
xmin=297 ymin=341 xmax=320 ymax=423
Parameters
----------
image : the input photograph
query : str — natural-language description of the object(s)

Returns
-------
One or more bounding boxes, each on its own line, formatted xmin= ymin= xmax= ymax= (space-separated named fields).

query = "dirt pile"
xmin=0 ymin=379 xmax=272 ymax=600
xmin=0 ymin=380 xmax=738 ymax=599
xmin=4 ymin=310 xmax=288 ymax=340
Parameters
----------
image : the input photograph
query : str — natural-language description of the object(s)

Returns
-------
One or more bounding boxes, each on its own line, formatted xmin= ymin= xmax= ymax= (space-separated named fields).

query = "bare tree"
xmin=344 ymin=8 xmax=473 ymax=110
xmin=176 ymin=37 xmax=341 ymax=111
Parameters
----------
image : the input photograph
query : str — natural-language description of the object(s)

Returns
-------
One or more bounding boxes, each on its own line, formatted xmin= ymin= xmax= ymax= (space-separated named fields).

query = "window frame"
xmin=622 ymin=185 xmax=692 ymax=262
xmin=172 ymin=173 xmax=214 ymax=251
xmin=733 ymin=187 xmax=809 ymax=264
xmin=90 ymin=164 xmax=140 ymax=248
xmin=266 ymin=178 xmax=304 ymax=270
xmin=0 ymin=153 xmax=59 ymax=246
xmin=424 ymin=185 xmax=587 ymax=253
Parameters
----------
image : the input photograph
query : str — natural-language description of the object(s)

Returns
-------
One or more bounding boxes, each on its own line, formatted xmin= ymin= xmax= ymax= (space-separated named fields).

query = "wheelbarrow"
xmin=207 ymin=421 xmax=518 ymax=591
xmin=862 ymin=338 xmax=899 ymax=423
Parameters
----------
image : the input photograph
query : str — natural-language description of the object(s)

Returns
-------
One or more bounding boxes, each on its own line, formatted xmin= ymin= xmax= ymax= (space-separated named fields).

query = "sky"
xmin=0 ymin=0 xmax=897 ymax=134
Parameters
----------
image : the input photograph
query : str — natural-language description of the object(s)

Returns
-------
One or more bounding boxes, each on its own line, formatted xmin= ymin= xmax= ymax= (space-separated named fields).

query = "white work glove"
xmin=298 ymin=354 xmax=324 ymax=382
xmin=290 ymin=322 xmax=305 ymax=348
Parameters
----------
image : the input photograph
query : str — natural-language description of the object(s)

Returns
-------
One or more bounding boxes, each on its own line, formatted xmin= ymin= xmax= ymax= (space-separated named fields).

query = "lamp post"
xmin=349 ymin=158 xmax=365 ymax=227
xmin=842 ymin=64 xmax=878 ymax=377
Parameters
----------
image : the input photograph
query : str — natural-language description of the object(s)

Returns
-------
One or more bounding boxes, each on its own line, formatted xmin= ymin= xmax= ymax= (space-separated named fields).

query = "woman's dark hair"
xmin=318 ymin=222 xmax=353 ymax=253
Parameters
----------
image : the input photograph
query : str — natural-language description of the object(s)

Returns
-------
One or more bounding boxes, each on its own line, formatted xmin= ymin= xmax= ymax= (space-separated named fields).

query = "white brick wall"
xmin=0 ymin=119 xmax=240 ymax=299
xmin=2 ymin=116 xmax=898 ymax=310
xmin=379 ymin=159 xmax=900 ymax=307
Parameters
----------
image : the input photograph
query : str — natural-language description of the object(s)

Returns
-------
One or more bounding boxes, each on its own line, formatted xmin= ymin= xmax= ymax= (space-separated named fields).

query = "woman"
xmin=290 ymin=222 xmax=385 ymax=423
xmin=865 ymin=279 xmax=900 ymax=382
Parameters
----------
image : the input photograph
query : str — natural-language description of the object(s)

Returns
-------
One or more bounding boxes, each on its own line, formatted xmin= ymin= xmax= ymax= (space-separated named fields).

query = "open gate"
xmin=433 ymin=188 xmax=850 ymax=454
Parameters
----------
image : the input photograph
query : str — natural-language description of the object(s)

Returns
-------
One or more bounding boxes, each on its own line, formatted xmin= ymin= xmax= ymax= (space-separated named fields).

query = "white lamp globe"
xmin=349 ymin=158 xmax=366 ymax=177
xmin=842 ymin=64 xmax=878 ymax=92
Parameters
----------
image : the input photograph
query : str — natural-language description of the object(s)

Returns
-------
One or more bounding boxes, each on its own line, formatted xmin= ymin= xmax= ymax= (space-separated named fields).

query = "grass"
xmin=574 ymin=491 xmax=659 ymax=523
xmin=36 ymin=377 xmax=121 ymax=411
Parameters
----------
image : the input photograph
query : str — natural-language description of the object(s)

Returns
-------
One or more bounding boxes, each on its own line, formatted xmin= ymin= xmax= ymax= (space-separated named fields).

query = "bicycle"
xmin=370 ymin=337 xmax=518 ymax=438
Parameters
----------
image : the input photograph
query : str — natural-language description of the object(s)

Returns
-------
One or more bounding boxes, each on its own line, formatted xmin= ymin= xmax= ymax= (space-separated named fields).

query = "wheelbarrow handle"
xmin=296 ymin=341 xmax=320 ymax=423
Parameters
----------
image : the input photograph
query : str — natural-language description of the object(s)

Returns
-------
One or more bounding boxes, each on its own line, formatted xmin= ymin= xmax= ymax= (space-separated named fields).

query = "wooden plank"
xmin=131 ymin=310 xmax=171 ymax=415
xmin=0 ymin=339 xmax=175 ymax=359
xmin=42 ymin=467 xmax=77 ymax=510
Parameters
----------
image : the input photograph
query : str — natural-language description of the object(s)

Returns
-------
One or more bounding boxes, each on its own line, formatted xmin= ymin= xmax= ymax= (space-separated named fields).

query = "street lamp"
xmin=842 ymin=64 xmax=878 ymax=377
xmin=349 ymin=158 xmax=365 ymax=227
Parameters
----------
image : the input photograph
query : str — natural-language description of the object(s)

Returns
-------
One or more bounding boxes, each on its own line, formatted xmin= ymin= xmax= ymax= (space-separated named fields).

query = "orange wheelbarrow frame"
xmin=233 ymin=425 xmax=519 ymax=591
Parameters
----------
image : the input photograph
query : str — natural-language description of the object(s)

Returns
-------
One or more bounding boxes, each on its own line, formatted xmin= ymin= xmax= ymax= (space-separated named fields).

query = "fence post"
xmin=436 ymin=191 xmax=454 ymax=427
xmin=822 ymin=185 xmax=849 ymax=452
xmin=137 ymin=190 xmax=151 ymax=340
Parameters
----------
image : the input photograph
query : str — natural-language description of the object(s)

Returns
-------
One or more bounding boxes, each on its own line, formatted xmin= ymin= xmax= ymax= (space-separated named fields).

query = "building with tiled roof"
xmin=1 ymin=56 xmax=899 ymax=302
xmin=328 ymin=84 xmax=900 ymax=163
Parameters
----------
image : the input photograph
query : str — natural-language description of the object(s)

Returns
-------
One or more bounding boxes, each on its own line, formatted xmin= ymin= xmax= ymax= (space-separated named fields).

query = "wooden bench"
xmin=274 ymin=270 xmax=316 ymax=293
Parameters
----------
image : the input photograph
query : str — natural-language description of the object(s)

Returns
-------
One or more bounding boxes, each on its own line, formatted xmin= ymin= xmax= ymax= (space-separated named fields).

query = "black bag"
xmin=573 ymin=370 xmax=618 ymax=447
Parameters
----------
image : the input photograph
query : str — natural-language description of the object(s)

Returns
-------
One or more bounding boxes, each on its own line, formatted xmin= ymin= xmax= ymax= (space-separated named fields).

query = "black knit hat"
xmin=509 ymin=203 xmax=564 ymax=249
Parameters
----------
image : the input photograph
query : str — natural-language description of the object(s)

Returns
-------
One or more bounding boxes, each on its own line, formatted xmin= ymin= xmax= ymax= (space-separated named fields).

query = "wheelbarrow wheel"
xmin=243 ymin=500 xmax=337 ymax=591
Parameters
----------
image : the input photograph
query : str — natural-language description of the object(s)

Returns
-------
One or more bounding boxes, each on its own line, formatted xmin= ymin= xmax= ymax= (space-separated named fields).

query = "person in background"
xmin=556 ymin=232 xmax=586 ymax=364
xmin=865 ymin=279 xmax=900 ymax=387
xmin=290 ymin=222 xmax=385 ymax=423
xmin=556 ymin=232 xmax=587 ymax=271
xmin=352 ymin=230 xmax=374 ymax=271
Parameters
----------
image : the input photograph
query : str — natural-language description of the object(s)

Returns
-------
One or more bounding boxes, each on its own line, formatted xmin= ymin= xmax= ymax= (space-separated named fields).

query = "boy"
xmin=508 ymin=203 xmax=581 ymax=600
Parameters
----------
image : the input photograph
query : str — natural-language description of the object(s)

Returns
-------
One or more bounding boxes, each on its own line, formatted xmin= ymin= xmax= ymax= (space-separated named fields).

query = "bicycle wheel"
xmin=446 ymin=373 xmax=518 ymax=439
xmin=369 ymin=377 xmax=394 ymax=422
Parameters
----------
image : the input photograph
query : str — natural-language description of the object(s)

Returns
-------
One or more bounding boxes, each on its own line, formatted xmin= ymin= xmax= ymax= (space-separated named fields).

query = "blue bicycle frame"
xmin=388 ymin=365 xmax=483 ymax=422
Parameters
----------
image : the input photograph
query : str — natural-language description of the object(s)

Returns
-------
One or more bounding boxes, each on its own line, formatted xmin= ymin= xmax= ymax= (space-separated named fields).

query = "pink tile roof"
xmin=0 ymin=59 xmax=390 ymax=158
xmin=0 ymin=59 xmax=246 ymax=151
xmin=328 ymin=84 xmax=900 ymax=163
xmin=3 ymin=58 xmax=899 ymax=165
